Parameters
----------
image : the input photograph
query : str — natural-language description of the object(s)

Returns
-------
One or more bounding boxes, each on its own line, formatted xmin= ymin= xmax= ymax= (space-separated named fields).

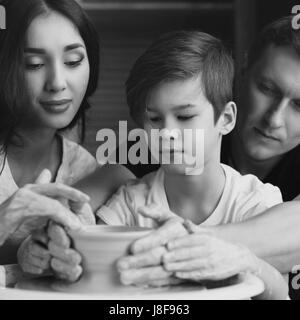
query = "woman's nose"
xmin=264 ymin=98 xmax=287 ymax=129
xmin=45 ymin=63 xmax=67 ymax=93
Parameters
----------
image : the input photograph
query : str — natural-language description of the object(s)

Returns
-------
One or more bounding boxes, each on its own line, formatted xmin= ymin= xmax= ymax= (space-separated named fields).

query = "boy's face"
xmin=237 ymin=45 xmax=300 ymax=162
xmin=144 ymin=77 xmax=223 ymax=175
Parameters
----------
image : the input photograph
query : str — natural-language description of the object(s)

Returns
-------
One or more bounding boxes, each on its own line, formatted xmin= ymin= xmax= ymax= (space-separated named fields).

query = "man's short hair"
xmin=248 ymin=15 xmax=300 ymax=68
xmin=126 ymin=30 xmax=234 ymax=126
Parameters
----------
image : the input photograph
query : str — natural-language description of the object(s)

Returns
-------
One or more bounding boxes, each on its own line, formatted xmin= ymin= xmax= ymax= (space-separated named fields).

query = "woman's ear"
xmin=218 ymin=101 xmax=237 ymax=136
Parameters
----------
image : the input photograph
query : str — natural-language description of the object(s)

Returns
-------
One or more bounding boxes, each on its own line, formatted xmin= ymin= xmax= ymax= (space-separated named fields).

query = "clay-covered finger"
xmin=22 ymin=263 xmax=44 ymax=275
xmin=29 ymin=241 xmax=50 ymax=259
xmin=32 ymin=228 xmax=49 ymax=246
xmin=47 ymin=222 xmax=70 ymax=248
xmin=137 ymin=205 xmax=179 ymax=224
xmin=164 ymin=258 xmax=208 ymax=272
xmin=51 ymin=258 xmax=82 ymax=282
xmin=131 ymin=219 xmax=188 ymax=254
xmin=117 ymin=246 xmax=167 ymax=270
xmin=163 ymin=246 xmax=207 ymax=263
xmin=146 ymin=277 xmax=184 ymax=287
xmin=167 ymin=234 xmax=210 ymax=250
xmin=119 ymin=266 xmax=172 ymax=285
xmin=30 ymin=183 xmax=90 ymax=203
xmin=48 ymin=241 xmax=81 ymax=265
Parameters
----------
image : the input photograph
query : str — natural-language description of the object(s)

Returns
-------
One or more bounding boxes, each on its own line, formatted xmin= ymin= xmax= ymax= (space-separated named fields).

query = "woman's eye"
xmin=25 ymin=63 xmax=44 ymax=70
xmin=65 ymin=57 xmax=84 ymax=67
xmin=177 ymin=115 xmax=195 ymax=121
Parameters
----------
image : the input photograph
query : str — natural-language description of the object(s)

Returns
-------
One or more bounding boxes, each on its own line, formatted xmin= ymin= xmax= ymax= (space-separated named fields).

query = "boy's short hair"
xmin=248 ymin=15 xmax=300 ymax=68
xmin=126 ymin=30 xmax=234 ymax=126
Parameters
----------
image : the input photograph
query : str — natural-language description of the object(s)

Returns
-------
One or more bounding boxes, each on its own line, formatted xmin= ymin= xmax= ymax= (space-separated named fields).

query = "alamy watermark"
xmin=291 ymin=265 xmax=300 ymax=290
xmin=95 ymin=121 xmax=205 ymax=175
xmin=292 ymin=5 xmax=300 ymax=30
xmin=0 ymin=5 xmax=6 ymax=30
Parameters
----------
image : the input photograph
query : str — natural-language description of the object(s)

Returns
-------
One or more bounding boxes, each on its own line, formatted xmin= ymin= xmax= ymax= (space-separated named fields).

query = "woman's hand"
xmin=17 ymin=228 xmax=51 ymax=275
xmin=47 ymin=222 xmax=83 ymax=282
xmin=0 ymin=169 xmax=90 ymax=245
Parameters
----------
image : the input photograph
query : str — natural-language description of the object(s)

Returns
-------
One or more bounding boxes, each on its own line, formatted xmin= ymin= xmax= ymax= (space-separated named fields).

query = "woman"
xmin=0 ymin=0 xmax=134 ymax=265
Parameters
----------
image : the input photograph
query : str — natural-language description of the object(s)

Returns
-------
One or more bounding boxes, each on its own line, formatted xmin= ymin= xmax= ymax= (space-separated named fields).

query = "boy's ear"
xmin=218 ymin=101 xmax=237 ymax=135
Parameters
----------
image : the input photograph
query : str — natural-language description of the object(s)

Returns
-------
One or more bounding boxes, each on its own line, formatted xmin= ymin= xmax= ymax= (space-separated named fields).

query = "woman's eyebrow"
xmin=64 ymin=43 xmax=85 ymax=52
xmin=24 ymin=48 xmax=45 ymax=54
xmin=24 ymin=43 xmax=85 ymax=54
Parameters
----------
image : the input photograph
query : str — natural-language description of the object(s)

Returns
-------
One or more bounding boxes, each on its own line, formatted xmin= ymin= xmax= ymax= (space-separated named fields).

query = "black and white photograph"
xmin=0 ymin=0 xmax=300 ymax=305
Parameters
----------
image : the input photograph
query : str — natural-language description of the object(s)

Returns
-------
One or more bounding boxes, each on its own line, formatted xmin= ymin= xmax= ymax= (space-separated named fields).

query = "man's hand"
xmin=163 ymin=220 xmax=258 ymax=281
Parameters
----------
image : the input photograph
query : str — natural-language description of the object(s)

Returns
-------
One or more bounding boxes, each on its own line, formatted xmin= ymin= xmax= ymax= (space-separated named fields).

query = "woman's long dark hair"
xmin=0 ymin=0 xmax=100 ymax=154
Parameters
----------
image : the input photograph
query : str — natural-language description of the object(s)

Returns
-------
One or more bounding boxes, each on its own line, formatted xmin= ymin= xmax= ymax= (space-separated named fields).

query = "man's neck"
xmin=230 ymin=131 xmax=281 ymax=180
xmin=164 ymin=161 xmax=225 ymax=224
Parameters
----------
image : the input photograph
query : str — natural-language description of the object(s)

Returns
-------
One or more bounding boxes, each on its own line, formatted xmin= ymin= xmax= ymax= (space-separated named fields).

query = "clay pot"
xmin=54 ymin=225 xmax=151 ymax=293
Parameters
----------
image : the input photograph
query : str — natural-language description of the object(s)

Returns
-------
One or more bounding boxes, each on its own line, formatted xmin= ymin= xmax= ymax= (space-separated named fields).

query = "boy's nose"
xmin=45 ymin=64 xmax=67 ymax=93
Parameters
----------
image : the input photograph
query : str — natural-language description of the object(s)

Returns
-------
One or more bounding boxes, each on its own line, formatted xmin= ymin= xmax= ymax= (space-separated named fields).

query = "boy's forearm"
xmin=212 ymin=201 xmax=300 ymax=274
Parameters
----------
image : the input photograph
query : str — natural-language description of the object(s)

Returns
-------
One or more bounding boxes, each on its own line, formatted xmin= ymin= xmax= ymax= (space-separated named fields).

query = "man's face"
xmin=237 ymin=45 xmax=300 ymax=162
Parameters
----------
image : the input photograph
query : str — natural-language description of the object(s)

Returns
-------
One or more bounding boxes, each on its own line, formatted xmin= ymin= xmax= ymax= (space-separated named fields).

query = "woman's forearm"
xmin=74 ymin=164 xmax=135 ymax=212
xmin=213 ymin=201 xmax=300 ymax=274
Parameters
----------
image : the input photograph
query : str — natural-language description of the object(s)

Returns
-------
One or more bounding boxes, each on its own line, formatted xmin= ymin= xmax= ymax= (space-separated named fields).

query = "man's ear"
xmin=218 ymin=101 xmax=237 ymax=135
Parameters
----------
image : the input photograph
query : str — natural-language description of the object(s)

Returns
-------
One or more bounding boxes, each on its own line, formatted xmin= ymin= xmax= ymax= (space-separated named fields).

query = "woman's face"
xmin=23 ymin=11 xmax=90 ymax=130
xmin=237 ymin=45 xmax=300 ymax=162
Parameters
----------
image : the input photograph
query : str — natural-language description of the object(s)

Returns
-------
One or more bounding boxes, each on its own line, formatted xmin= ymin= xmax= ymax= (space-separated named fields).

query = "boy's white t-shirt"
xmin=97 ymin=164 xmax=283 ymax=228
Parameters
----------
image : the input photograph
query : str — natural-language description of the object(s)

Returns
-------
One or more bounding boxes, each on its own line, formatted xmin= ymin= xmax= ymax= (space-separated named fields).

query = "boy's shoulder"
xmin=220 ymin=164 xmax=282 ymax=222
xmin=222 ymin=163 xmax=281 ymax=197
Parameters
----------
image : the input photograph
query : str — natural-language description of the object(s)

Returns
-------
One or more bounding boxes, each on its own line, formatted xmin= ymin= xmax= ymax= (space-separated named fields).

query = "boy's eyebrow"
xmin=24 ymin=43 xmax=85 ymax=54
xmin=147 ymin=104 xmax=197 ymax=112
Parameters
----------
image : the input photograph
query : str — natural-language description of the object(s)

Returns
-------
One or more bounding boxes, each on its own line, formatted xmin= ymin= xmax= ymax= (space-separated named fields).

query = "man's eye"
xmin=257 ymin=82 xmax=278 ymax=96
xmin=291 ymin=100 xmax=300 ymax=111
xmin=177 ymin=115 xmax=195 ymax=121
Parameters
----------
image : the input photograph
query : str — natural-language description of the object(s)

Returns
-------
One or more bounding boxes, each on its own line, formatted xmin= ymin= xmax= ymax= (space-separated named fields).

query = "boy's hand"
xmin=116 ymin=218 xmax=188 ymax=287
xmin=47 ymin=222 xmax=82 ymax=282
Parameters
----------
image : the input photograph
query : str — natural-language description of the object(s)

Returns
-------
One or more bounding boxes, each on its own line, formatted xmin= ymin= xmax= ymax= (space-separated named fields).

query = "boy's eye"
xmin=149 ymin=116 xmax=161 ymax=122
xmin=177 ymin=115 xmax=195 ymax=121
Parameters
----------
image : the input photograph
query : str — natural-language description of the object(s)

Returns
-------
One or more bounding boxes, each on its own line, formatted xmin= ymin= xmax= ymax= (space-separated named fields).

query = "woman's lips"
xmin=40 ymin=99 xmax=72 ymax=113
